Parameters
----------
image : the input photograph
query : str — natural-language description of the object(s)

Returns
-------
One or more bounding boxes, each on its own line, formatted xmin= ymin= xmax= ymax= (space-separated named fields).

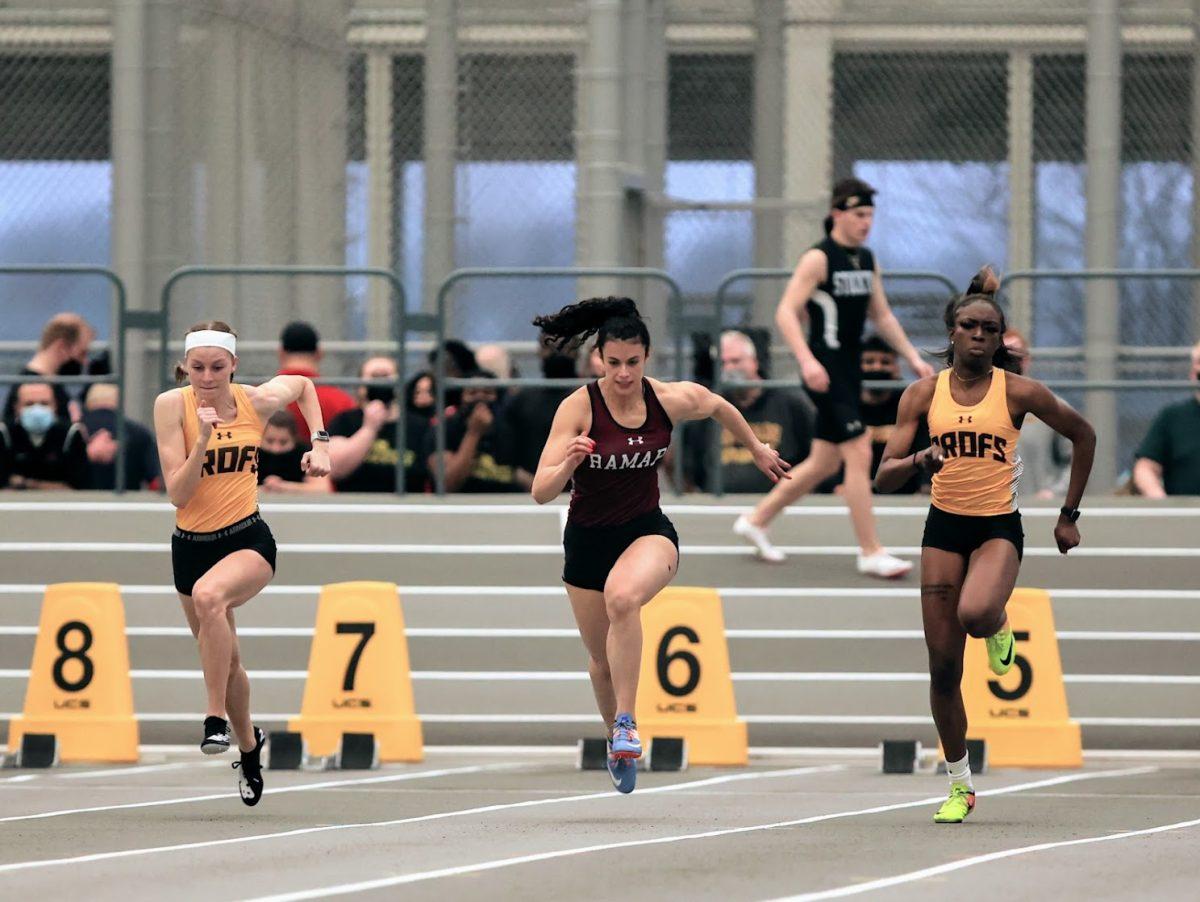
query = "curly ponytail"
xmin=937 ymin=266 xmax=1022 ymax=372
xmin=532 ymin=296 xmax=650 ymax=352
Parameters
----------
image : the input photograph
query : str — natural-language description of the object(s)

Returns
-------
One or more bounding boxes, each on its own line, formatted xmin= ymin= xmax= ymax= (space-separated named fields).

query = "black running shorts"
xmin=562 ymin=508 xmax=679 ymax=592
xmin=804 ymin=359 xmax=866 ymax=445
xmin=171 ymin=512 xmax=277 ymax=596
xmin=921 ymin=505 xmax=1024 ymax=561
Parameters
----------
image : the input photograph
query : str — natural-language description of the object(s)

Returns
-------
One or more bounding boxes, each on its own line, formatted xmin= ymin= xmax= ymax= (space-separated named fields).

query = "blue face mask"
xmin=19 ymin=403 xmax=55 ymax=435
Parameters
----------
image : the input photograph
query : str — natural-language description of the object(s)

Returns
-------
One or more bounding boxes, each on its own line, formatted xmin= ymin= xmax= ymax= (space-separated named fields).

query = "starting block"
xmin=880 ymin=739 xmax=922 ymax=774
xmin=266 ymin=730 xmax=378 ymax=771
xmin=16 ymin=733 xmax=59 ymax=769
xmin=882 ymin=738 xmax=989 ymax=775
xmin=646 ymin=736 xmax=687 ymax=772
xmin=577 ymin=736 xmax=687 ymax=772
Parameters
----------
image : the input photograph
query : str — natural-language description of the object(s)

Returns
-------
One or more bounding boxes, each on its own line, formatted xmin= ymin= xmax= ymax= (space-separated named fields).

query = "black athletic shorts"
xmin=921 ymin=505 xmax=1024 ymax=561
xmin=562 ymin=508 xmax=679 ymax=592
xmin=804 ymin=360 xmax=866 ymax=444
xmin=171 ymin=512 xmax=277 ymax=596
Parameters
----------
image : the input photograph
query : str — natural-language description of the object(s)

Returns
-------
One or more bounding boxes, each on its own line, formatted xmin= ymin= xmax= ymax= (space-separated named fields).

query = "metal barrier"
xmin=705 ymin=268 xmax=958 ymax=495
xmin=432 ymin=267 xmax=686 ymax=496
xmin=0 ymin=266 xmax=131 ymax=493
xmin=1000 ymin=268 xmax=1200 ymax=489
xmin=157 ymin=266 xmax=419 ymax=494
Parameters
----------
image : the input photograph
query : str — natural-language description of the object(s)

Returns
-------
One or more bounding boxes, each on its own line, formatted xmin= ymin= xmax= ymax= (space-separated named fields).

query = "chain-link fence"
xmin=2 ymin=4 xmax=1198 ymax=489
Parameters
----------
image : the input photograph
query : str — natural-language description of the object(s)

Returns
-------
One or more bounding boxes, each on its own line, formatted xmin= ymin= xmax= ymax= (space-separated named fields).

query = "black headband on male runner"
xmin=832 ymin=191 xmax=875 ymax=211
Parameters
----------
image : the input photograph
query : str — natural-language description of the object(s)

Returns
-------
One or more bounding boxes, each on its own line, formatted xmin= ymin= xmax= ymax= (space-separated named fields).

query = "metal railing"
xmin=0 ymin=266 xmax=130 ymax=492
xmin=157 ymin=266 xmax=417 ymax=494
xmin=432 ymin=268 xmax=686 ymax=495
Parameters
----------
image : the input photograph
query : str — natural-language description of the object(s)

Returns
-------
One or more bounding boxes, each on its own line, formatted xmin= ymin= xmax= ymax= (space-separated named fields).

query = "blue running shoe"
xmin=610 ymin=713 xmax=642 ymax=760
xmin=607 ymin=741 xmax=636 ymax=794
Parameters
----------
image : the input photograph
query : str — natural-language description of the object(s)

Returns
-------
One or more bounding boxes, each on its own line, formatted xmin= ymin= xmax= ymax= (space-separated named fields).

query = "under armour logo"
xmin=627 ymin=436 xmax=644 ymax=445
xmin=216 ymin=431 xmax=233 ymax=440
xmin=958 ymin=415 xmax=973 ymax=424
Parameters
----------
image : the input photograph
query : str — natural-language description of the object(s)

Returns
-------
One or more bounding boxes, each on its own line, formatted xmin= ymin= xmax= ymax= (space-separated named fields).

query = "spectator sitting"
xmin=504 ymin=332 xmax=580 ymax=486
xmin=81 ymin=383 xmax=161 ymax=491
xmin=327 ymin=356 xmax=429 ymax=493
xmin=4 ymin=313 xmax=95 ymax=424
xmin=257 ymin=410 xmax=332 ymax=494
xmin=682 ymin=330 xmax=814 ymax=494
xmin=426 ymin=368 xmax=524 ymax=493
xmin=586 ymin=344 xmax=605 ymax=378
xmin=405 ymin=370 xmax=436 ymax=421
xmin=428 ymin=339 xmax=478 ymax=409
xmin=1002 ymin=328 xmax=1070 ymax=499
xmin=0 ymin=381 xmax=88 ymax=490
xmin=277 ymin=320 xmax=356 ymax=438
xmin=1133 ymin=340 xmax=1200 ymax=497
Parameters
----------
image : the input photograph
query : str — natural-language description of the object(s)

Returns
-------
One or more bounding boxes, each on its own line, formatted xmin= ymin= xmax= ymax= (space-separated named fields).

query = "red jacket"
xmin=277 ymin=367 xmax=357 ymax=436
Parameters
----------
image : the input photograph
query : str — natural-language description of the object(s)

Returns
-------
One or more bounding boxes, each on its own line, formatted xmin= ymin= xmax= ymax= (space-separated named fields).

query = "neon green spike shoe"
xmin=933 ymin=782 xmax=976 ymax=824
xmin=986 ymin=626 xmax=1015 ymax=676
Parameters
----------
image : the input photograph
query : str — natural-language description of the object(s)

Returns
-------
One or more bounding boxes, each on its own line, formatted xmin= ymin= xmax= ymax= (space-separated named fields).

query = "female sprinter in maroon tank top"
xmin=531 ymin=297 xmax=790 ymax=793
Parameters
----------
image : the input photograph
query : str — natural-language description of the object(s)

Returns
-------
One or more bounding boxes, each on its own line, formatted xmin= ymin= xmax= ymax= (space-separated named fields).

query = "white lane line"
xmin=1 ymin=501 xmax=1196 ymax=517
xmin=5 ymin=585 xmax=1200 ymax=599
xmin=5 ymin=670 xmax=1197 ymax=687
xmin=235 ymin=767 xmax=1156 ymax=902
xmin=56 ymin=762 xmax=218 ymax=780
xmin=2 ymin=541 xmax=1199 ymax=557
xmin=0 ymin=763 xmax=517 ymax=825
xmin=0 ymin=775 xmax=39 ymax=783
xmin=7 ymin=626 xmax=1198 ymax=641
xmin=4 ymin=713 xmax=1199 ymax=728
xmin=770 ymin=815 xmax=1200 ymax=900
xmin=0 ymin=765 xmax=843 ymax=875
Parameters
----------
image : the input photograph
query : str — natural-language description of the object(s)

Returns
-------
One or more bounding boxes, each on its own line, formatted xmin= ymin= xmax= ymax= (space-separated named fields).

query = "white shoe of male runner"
xmin=733 ymin=514 xmax=786 ymax=563
xmin=856 ymin=550 xmax=912 ymax=579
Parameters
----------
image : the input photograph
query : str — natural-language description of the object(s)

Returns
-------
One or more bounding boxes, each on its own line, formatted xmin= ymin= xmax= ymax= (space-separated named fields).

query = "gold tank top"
xmin=928 ymin=367 xmax=1023 ymax=516
xmin=177 ymin=384 xmax=263 ymax=532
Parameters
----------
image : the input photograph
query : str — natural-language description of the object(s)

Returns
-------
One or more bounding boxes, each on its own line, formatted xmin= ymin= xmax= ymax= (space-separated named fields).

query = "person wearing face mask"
xmin=405 ymin=371 xmax=436 ymax=421
xmin=819 ymin=335 xmax=930 ymax=494
xmin=257 ymin=411 xmax=332 ymax=494
xmin=1 ymin=381 xmax=88 ymax=490
xmin=3 ymin=314 xmax=94 ymax=425
xmin=1133 ymin=340 xmax=1200 ymax=497
xmin=682 ymin=330 xmax=814 ymax=493
xmin=327 ymin=356 xmax=429 ymax=493
xmin=426 ymin=368 xmax=523 ymax=492
xmin=504 ymin=333 xmax=582 ymax=487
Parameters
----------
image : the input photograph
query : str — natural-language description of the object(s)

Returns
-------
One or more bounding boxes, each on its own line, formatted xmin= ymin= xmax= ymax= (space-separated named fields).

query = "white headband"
xmin=184 ymin=330 xmax=237 ymax=356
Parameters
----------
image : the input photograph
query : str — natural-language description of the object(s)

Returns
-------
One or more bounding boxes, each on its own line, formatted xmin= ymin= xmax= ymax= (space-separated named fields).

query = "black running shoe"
xmin=201 ymin=715 xmax=230 ymax=755
xmin=233 ymin=726 xmax=266 ymax=807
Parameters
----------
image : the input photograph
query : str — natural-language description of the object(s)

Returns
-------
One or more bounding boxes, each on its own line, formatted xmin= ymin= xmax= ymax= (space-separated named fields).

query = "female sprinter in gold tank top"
xmin=875 ymin=268 xmax=1096 ymax=824
xmin=153 ymin=322 xmax=331 ymax=806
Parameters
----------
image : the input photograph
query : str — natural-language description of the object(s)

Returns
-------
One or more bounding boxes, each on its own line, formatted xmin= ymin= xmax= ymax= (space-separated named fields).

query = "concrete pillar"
xmin=367 ymin=50 xmax=395 ymax=341
xmin=1084 ymin=0 xmax=1122 ymax=491
xmin=1007 ymin=50 xmax=1035 ymax=342
xmin=423 ymin=0 xmax=457 ymax=314
xmin=753 ymin=0 xmax=785 ymax=329
xmin=782 ymin=1 xmax=837 ymax=268
xmin=111 ymin=0 xmax=179 ymax=410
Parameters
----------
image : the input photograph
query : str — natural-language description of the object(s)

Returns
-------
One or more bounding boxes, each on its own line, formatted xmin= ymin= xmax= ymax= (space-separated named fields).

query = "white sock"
xmin=946 ymin=753 xmax=973 ymax=790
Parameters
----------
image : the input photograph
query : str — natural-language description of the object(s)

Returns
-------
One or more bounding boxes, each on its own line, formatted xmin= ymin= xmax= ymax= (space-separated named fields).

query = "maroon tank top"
xmin=568 ymin=379 xmax=673 ymax=527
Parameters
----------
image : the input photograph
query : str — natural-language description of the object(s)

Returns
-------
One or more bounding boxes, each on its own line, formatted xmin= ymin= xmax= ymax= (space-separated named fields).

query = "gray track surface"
xmin=1 ymin=749 xmax=1197 ymax=901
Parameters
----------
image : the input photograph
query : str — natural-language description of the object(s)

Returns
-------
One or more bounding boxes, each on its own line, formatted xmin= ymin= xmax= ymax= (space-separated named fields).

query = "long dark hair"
xmin=937 ymin=267 xmax=1022 ymax=372
xmin=532 ymin=296 xmax=650 ymax=353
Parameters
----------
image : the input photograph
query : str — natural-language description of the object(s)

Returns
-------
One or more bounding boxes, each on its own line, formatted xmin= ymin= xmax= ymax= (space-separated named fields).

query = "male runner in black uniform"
xmin=734 ymin=178 xmax=934 ymax=576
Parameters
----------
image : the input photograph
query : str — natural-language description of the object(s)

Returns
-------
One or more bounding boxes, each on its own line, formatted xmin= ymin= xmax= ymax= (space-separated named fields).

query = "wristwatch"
xmin=311 ymin=430 xmax=330 ymax=443
xmin=1059 ymin=505 xmax=1081 ymax=523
